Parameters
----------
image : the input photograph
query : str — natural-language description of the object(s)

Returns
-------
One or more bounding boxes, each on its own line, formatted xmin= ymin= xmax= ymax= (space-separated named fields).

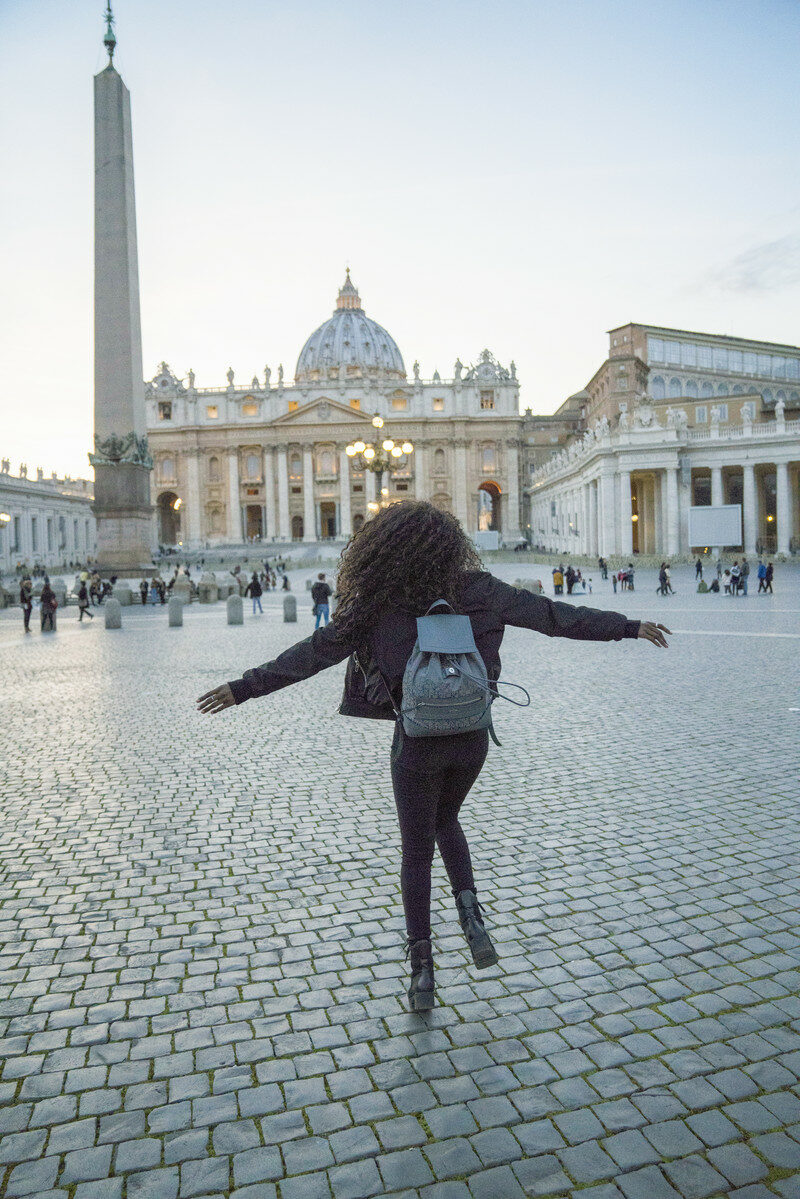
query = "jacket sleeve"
xmin=486 ymin=573 xmax=640 ymax=642
xmin=226 ymin=619 xmax=356 ymax=704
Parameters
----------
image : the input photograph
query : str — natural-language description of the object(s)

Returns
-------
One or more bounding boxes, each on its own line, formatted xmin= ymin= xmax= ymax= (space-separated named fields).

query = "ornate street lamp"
xmin=346 ymin=414 xmax=414 ymax=513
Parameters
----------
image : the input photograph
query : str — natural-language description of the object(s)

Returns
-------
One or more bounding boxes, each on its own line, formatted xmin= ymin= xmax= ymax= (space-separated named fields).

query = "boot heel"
xmin=410 ymin=989 xmax=435 ymax=1011
xmin=406 ymin=937 xmax=435 ymax=1012
xmin=455 ymin=890 xmax=500 ymax=970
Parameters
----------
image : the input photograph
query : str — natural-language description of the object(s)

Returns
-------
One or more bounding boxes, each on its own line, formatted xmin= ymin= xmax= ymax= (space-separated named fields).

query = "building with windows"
xmin=526 ymin=323 xmax=800 ymax=558
xmin=146 ymin=273 xmax=524 ymax=547
xmin=0 ymin=462 xmax=96 ymax=572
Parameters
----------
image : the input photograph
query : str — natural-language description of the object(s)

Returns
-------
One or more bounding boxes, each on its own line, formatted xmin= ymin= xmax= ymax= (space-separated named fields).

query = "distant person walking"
xmin=39 ymin=581 xmax=57 ymax=632
xmin=665 ymin=565 xmax=675 ymax=595
xmin=282 ymin=574 xmax=290 ymax=591
xmin=78 ymin=581 xmax=94 ymax=621
xmin=612 ymin=571 xmax=617 ymax=594
xmin=245 ymin=572 xmax=263 ymax=614
xmin=19 ymin=577 xmax=33 ymax=633
xmin=730 ymin=561 xmax=741 ymax=596
xmin=695 ymin=557 xmax=703 ymax=580
xmin=311 ymin=573 xmax=332 ymax=628
xmin=764 ymin=562 xmax=774 ymax=593
xmin=740 ymin=557 xmax=750 ymax=596
xmin=139 ymin=579 xmax=149 ymax=606
xmin=757 ymin=559 xmax=767 ymax=592
xmin=657 ymin=563 xmax=667 ymax=596
xmin=197 ymin=500 xmax=671 ymax=1013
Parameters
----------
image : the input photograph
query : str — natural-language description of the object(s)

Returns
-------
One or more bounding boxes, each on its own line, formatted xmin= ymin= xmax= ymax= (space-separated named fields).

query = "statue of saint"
xmin=510 ymin=360 xmax=517 ymax=380
xmin=252 ymin=376 xmax=259 ymax=390
xmin=20 ymin=463 xmax=27 ymax=478
xmin=278 ymin=364 xmax=284 ymax=385
xmin=454 ymin=358 xmax=463 ymax=381
xmin=187 ymin=368 xmax=195 ymax=389
xmin=413 ymin=360 xmax=420 ymax=382
xmin=264 ymin=365 xmax=271 ymax=389
xmin=226 ymin=366 xmax=235 ymax=385
xmin=618 ymin=401 xmax=629 ymax=430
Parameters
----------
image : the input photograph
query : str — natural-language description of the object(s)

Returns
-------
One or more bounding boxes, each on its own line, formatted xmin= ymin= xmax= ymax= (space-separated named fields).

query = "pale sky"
xmin=2 ymin=0 xmax=799 ymax=479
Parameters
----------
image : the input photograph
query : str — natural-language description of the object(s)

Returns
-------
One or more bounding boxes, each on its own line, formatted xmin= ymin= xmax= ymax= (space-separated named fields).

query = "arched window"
xmin=732 ymin=384 xmax=744 ymax=395
xmin=161 ymin=456 xmax=175 ymax=480
xmin=776 ymin=390 xmax=786 ymax=402
xmin=318 ymin=450 xmax=335 ymax=476
xmin=352 ymin=513 xmax=365 ymax=533
xmin=651 ymin=376 xmax=666 ymax=400
xmin=481 ymin=446 xmax=496 ymax=472
xmin=701 ymin=381 xmax=714 ymax=397
xmin=246 ymin=453 xmax=260 ymax=479
xmin=208 ymin=456 xmax=220 ymax=482
xmin=685 ymin=380 xmax=698 ymax=398
xmin=790 ymin=392 xmax=799 ymax=404
xmin=433 ymin=448 xmax=446 ymax=474
xmin=762 ymin=389 xmax=773 ymax=405
xmin=290 ymin=454 xmax=302 ymax=478
xmin=669 ymin=377 xmax=682 ymax=398
xmin=717 ymin=383 xmax=729 ymax=395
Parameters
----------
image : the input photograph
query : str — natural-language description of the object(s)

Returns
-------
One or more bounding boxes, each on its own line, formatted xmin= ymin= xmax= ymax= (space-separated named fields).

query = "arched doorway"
xmin=291 ymin=515 xmax=304 ymax=540
xmin=157 ymin=491 xmax=181 ymax=545
xmin=246 ymin=505 xmax=263 ymax=541
xmin=352 ymin=513 xmax=365 ymax=533
xmin=477 ymin=481 xmax=501 ymax=532
xmin=320 ymin=502 xmax=336 ymax=539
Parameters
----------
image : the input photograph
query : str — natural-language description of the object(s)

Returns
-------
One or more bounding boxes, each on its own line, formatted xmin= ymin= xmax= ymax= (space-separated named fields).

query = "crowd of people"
xmin=551 ymin=564 xmax=593 ymax=595
xmin=695 ymin=555 xmax=775 ymax=595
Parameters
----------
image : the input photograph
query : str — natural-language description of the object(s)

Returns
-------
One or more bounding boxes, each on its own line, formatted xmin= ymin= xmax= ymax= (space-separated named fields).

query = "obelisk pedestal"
xmin=90 ymin=14 xmax=154 ymax=575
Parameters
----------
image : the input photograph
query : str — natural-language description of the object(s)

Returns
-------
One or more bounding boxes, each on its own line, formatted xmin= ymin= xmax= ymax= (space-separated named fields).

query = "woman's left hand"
xmin=638 ymin=621 xmax=671 ymax=648
xmin=197 ymin=684 xmax=235 ymax=714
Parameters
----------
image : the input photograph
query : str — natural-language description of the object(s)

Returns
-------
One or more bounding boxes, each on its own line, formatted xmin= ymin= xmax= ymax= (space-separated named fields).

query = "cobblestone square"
xmin=1 ymin=562 xmax=799 ymax=1198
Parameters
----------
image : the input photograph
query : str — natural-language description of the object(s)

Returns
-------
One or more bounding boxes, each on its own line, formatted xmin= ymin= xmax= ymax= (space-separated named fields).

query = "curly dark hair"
xmin=333 ymin=500 xmax=483 ymax=643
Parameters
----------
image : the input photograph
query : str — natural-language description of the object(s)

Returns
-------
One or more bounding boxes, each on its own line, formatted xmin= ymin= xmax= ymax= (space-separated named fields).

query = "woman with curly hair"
xmin=198 ymin=500 xmax=670 ymax=1011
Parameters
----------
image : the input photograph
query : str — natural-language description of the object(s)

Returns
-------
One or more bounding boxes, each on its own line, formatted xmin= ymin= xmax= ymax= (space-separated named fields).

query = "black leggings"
xmin=390 ymin=724 xmax=489 ymax=941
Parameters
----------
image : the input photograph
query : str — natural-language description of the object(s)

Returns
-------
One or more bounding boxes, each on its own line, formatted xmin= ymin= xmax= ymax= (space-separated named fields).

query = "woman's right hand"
xmin=638 ymin=621 xmax=671 ymax=648
xmin=197 ymin=684 xmax=236 ymax=715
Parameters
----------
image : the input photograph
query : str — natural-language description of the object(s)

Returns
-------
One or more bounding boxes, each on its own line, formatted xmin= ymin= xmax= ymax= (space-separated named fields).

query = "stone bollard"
xmin=227 ymin=594 xmax=243 ymax=625
xmin=114 ymin=584 xmax=134 ymax=606
xmin=198 ymin=572 xmax=218 ymax=604
xmin=104 ymin=598 xmax=122 ymax=629
xmin=168 ymin=596 xmax=184 ymax=627
xmin=172 ymin=577 xmax=192 ymax=605
xmin=283 ymin=594 xmax=297 ymax=622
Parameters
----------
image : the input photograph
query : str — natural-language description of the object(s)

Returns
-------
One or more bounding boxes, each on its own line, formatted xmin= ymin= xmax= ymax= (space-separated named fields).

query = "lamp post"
xmin=346 ymin=414 xmax=414 ymax=514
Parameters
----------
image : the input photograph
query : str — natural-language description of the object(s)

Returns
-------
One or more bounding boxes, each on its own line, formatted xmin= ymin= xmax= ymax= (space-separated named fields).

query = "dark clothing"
xmin=227 ymin=569 xmax=641 ymax=714
xmin=20 ymin=582 xmax=32 ymax=631
xmin=244 ymin=576 xmax=263 ymax=598
xmin=391 ymin=724 xmax=488 ymax=940
xmin=311 ymin=581 xmax=332 ymax=606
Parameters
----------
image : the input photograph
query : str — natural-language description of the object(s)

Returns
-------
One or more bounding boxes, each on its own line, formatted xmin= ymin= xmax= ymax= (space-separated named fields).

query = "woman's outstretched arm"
xmin=197 ymin=620 xmax=355 ymax=716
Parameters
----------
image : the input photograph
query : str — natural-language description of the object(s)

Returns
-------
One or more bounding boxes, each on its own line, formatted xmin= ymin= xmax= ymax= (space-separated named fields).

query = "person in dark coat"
xmin=695 ymin=558 xmax=703 ymax=580
xmin=244 ymin=571 xmax=263 ymax=614
xmin=657 ymin=563 xmax=667 ymax=595
xmin=764 ymin=562 xmax=774 ymax=593
xmin=140 ymin=579 xmax=149 ymax=606
xmin=19 ymin=577 xmax=33 ymax=633
xmin=197 ymin=500 xmax=671 ymax=1014
xmin=311 ymin=573 xmax=332 ymax=628
xmin=40 ymin=582 xmax=57 ymax=631
xmin=78 ymin=581 xmax=94 ymax=621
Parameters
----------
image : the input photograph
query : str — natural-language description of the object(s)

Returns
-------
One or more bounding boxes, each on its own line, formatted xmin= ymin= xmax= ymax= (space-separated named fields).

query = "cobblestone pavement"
xmin=1 ymin=562 xmax=799 ymax=1199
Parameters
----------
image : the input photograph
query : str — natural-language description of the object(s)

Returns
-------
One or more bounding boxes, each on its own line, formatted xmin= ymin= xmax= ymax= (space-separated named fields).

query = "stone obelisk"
xmin=90 ymin=3 xmax=154 ymax=573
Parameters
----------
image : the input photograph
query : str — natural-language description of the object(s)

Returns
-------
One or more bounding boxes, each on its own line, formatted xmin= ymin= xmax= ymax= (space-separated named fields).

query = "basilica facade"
xmin=146 ymin=273 xmax=524 ymax=547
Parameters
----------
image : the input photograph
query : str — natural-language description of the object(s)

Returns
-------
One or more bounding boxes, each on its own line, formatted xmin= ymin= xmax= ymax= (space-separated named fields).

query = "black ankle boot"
xmin=405 ymin=937 xmax=435 ymax=1011
xmin=455 ymin=890 xmax=499 ymax=969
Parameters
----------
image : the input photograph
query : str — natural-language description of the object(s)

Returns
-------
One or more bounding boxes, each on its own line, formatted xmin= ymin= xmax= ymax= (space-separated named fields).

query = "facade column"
xmin=742 ymin=462 xmax=757 ymax=555
xmin=504 ymin=439 xmax=521 ymax=543
xmin=665 ymin=467 xmax=679 ymax=557
xmin=227 ymin=450 xmax=242 ymax=543
xmin=365 ymin=469 xmax=376 ymax=505
xmin=600 ymin=470 xmax=616 ymax=557
xmin=414 ymin=442 xmax=426 ymax=500
xmin=580 ymin=484 xmax=589 ymax=556
xmin=710 ymin=465 xmax=724 ymax=554
xmin=619 ymin=469 xmax=633 ymax=557
xmin=303 ymin=445 xmax=316 ymax=541
xmin=776 ymin=461 xmax=791 ymax=555
xmin=338 ymin=446 xmax=351 ymax=539
xmin=589 ymin=480 xmax=599 ymax=557
xmin=186 ymin=451 xmax=201 ymax=545
xmin=263 ymin=447 xmax=276 ymax=541
xmin=276 ymin=444 xmax=290 ymax=540
xmin=454 ymin=441 xmax=469 ymax=530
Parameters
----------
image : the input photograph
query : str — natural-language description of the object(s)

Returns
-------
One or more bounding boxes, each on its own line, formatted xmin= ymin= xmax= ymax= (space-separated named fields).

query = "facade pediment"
xmin=271 ymin=397 xmax=374 ymax=426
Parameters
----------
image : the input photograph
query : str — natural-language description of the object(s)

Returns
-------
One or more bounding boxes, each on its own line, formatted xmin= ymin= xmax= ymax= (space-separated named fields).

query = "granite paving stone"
xmin=2 ymin=570 xmax=800 ymax=1199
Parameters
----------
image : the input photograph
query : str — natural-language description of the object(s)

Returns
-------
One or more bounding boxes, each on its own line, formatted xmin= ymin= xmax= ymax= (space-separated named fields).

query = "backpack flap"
xmin=416 ymin=613 xmax=478 ymax=654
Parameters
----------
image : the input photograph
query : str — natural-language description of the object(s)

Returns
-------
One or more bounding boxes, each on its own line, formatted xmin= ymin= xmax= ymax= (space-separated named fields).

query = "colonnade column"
xmin=589 ymin=480 xmax=599 ymax=557
xmin=227 ymin=451 xmax=242 ymax=543
xmin=710 ymin=466 xmax=723 ymax=554
xmin=505 ymin=440 xmax=521 ymax=543
xmin=742 ymin=463 xmax=757 ymax=555
xmin=414 ymin=443 xmax=426 ymax=500
xmin=776 ymin=461 xmax=791 ymax=555
xmin=581 ymin=485 xmax=590 ymax=556
xmin=303 ymin=446 xmax=315 ymax=541
xmin=365 ymin=470 xmax=376 ymax=505
xmin=276 ymin=445 xmax=290 ymax=540
xmin=600 ymin=470 xmax=616 ymax=557
xmin=185 ymin=452 xmax=201 ymax=544
xmin=338 ymin=446 xmax=351 ymax=539
xmin=263 ymin=447 xmax=276 ymax=541
xmin=619 ymin=469 xmax=633 ymax=557
xmin=454 ymin=440 xmax=469 ymax=530
xmin=665 ymin=467 xmax=679 ymax=558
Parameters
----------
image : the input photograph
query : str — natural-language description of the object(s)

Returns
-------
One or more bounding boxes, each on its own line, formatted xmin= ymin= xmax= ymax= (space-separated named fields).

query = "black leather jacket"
xmin=227 ymin=570 xmax=640 ymax=718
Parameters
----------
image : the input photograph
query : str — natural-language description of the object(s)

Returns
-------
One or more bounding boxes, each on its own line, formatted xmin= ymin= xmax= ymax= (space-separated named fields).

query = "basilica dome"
xmin=295 ymin=272 xmax=406 ymax=383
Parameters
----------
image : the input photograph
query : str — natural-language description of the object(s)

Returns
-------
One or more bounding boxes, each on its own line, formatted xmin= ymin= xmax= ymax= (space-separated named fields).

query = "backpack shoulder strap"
xmin=426 ymin=598 xmax=454 ymax=615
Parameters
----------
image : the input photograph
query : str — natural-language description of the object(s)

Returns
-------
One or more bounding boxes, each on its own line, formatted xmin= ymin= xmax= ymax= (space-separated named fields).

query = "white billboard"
xmin=688 ymin=504 xmax=742 ymax=548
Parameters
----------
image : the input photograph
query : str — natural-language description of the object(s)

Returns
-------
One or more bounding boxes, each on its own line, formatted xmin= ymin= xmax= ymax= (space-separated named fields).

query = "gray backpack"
xmin=382 ymin=599 xmax=530 ymax=745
